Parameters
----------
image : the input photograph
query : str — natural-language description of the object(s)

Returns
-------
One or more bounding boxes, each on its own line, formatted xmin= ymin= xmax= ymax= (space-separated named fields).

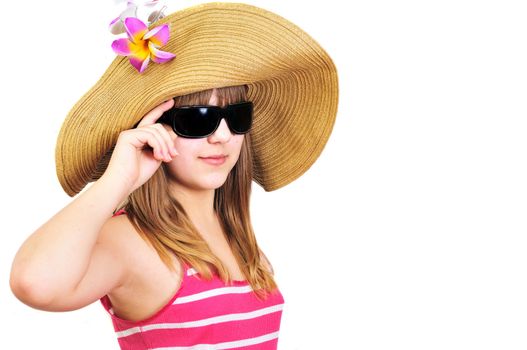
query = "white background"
xmin=1 ymin=0 xmax=526 ymax=349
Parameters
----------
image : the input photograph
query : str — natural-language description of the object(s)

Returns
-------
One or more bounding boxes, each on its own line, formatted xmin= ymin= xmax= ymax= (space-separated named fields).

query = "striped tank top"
xmin=100 ymin=212 xmax=285 ymax=349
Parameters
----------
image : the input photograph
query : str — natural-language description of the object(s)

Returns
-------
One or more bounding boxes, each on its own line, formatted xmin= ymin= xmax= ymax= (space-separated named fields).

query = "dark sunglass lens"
xmin=174 ymin=107 xmax=220 ymax=137
xmin=228 ymin=103 xmax=253 ymax=134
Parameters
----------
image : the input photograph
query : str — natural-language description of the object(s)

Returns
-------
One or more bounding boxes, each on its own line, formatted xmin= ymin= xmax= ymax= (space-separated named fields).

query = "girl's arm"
xmin=9 ymin=174 xmax=131 ymax=310
xmin=10 ymin=99 xmax=177 ymax=311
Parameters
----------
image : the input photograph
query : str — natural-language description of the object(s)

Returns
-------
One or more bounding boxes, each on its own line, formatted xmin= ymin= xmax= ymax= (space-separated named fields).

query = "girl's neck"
xmin=168 ymin=182 xmax=217 ymax=226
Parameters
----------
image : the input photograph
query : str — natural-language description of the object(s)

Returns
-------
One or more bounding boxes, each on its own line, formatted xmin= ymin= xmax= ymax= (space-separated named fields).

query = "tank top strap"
xmin=177 ymin=260 xmax=212 ymax=295
xmin=112 ymin=208 xmax=127 ymax=217
xmin=181 ymin=260 xmax=199 ymax=280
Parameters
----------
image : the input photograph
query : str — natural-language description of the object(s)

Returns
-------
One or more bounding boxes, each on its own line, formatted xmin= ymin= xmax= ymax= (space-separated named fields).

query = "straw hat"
xmin=55 ymin=2 xmax=339 ymax=197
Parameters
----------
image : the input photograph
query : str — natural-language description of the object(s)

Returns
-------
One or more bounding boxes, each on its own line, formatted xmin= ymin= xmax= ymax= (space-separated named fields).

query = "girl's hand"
xmin=102 ymin=99 xmax=178 ymax=194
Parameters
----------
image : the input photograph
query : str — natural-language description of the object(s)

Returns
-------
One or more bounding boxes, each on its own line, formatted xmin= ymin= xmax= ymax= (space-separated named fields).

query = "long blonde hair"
xmin=117 ymin=85 xmax=277 ymax=298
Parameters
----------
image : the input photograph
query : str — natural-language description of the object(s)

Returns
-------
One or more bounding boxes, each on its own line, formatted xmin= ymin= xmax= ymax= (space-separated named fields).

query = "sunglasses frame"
xmin=157 ymin=101 xmax=254 ymax=139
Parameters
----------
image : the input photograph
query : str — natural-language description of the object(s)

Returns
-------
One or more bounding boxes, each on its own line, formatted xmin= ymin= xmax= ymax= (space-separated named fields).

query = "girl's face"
xmin=162 ymin=89 xmax=245 ymax=191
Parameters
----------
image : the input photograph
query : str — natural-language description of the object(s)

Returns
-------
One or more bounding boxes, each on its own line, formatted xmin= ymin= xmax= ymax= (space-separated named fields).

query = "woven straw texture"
xmin=55 ymin=2 xmax=339 ymax=197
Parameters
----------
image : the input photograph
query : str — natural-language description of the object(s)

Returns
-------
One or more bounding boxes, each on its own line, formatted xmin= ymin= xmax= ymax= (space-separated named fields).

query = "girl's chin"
xmin=166 ymin=164 xmax=232 ymax=190
xmin=193 ymin=173 xmax=230 ymax=190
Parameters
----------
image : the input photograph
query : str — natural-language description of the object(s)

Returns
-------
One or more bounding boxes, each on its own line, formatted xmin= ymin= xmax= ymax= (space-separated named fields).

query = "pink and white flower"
xmin=109 ymin=1 xmax=174 ymax=73
xmin=111 ymin=17 xmax=175 ymax=73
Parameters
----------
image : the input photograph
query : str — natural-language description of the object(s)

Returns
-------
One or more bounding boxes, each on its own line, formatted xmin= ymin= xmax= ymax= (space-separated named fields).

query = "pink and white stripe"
xmin=100 ymin=237 xmax=284 ymax=349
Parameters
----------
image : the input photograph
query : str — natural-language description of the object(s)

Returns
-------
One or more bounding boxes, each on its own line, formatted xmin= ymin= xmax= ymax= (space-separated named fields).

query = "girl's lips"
xmin=200 ymin=156 xmax=227 ymax=165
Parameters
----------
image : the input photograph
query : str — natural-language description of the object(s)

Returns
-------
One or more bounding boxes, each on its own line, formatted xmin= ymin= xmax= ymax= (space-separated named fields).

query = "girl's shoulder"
xmin=101 ymin=209 xmax=159 ymax=261
xmin=104 ymin=209 xmax=144 ymax=253
xmin=99 ymin=209 xmax=133 ymax=243
xmin=100 ymin=210 xmax=184 ymax=321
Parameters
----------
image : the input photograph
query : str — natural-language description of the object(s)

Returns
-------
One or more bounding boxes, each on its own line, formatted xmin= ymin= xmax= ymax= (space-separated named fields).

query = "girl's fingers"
xmin=142 ymin=130 xmax=165 ymax=161
xmin=145 ymin=127 xmax=172 ymax=161
xmin=128 ymin=128 xmax=168 ymax=161
xmin=142 ymin=125 xmax=171 ymax=160
xmin=151 ymin=123 xmax=178 ymax=157
xmin=136 ymin=99 xmax=175 ymax=128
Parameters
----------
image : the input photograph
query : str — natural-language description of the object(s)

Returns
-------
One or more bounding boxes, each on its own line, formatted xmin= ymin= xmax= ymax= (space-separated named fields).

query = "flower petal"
xmin=124 ymin=17 xmax=147 ymax=43
xmin=142 ymin=0 xmax=160 ymax=6
xmin=148 ymin=9 xmax=166 ymax=24
xmin=109 ymin=4 xmax=138 ymax=34
xmin=109 ymin=16 xmax=120 ymax=27
xmin=143 ymin=24 xmax=170 ymax=46
xmin=109 ymin=20 xmax=126 ymax=35
xmin=112 ymin=38 xmax=134 ymax=56
xmin=130 ymin=55 xmax=150 ymax=73
xmin=149 ymin=42 xmax=176 ymax=63
xmin=119 ymin=3 xmax=138 ymax=21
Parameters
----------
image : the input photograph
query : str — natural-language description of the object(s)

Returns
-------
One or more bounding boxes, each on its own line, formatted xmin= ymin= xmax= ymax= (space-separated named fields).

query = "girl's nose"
xmin=208 ymin=118 xmax=232 ymax=142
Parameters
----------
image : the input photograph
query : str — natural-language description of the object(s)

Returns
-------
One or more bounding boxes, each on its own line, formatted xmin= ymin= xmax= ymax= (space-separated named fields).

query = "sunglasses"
xmin=157 ymin=101 xmax=253 ymax=138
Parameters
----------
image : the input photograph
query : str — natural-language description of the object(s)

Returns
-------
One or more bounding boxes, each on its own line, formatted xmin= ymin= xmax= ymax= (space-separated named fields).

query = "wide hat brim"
xmin=55 ymin=2 xmax=339 ymax=197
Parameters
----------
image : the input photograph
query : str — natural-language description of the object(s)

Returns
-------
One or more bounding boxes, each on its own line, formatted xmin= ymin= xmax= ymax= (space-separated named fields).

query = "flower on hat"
xmin=111 ymin=17 xmax=176 ymax=73
xmin=109 ymin=1 xmax=165 ymax=35
xmin=109 ymin=0 xmax=175 ymax=73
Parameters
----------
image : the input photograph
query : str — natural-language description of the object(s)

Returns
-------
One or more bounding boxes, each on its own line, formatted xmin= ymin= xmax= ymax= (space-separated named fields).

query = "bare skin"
xmin=10 ymin=89 xmax=262 ymax=321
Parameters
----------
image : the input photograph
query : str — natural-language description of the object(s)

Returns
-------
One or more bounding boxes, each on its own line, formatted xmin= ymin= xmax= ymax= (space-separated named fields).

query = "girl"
xmin=10 ymin=2 xmax=338 ymax=349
